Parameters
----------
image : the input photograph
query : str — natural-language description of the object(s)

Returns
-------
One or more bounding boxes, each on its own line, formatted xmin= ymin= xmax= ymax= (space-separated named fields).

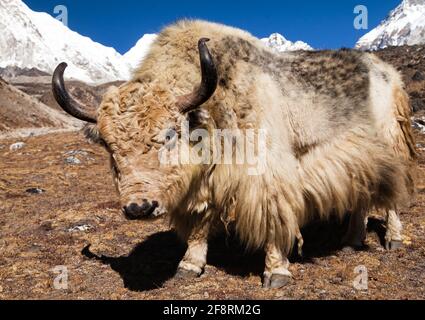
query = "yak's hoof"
xmin=263 ymin=274 xmax=292 ymax=289
xmin=175 ymin=267 xmax=201 ymax=279
xmin=341 ymin=246 xmax=357 ymax=253
xmin=341 ymin=239 xmax=365 ymax=252
xmin=341 ymin=244 xmax=365 ymax=253
xmin=385 ymin=240 xmax=403 ymax=251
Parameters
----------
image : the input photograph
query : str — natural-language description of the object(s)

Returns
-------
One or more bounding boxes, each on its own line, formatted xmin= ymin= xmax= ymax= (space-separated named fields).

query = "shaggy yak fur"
xmin=75 ymin=20 xmax=416 ymax=287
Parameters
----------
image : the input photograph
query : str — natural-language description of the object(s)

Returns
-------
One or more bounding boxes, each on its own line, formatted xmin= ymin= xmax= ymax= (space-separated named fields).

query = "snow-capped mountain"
xmin=123 ymin=34 xmax=157 ymax=73
xmin=261 ymin=33 xmax=313 ymax=52
xmin=356 ymin=0 xmax=425 ymax=50
xmin=0 ymin=0 xmax=313 ymax=84
xmin=123 ymin=32 xmax=313 ymax=73
xmin=0 ymin=0 xmax=130 ymax=84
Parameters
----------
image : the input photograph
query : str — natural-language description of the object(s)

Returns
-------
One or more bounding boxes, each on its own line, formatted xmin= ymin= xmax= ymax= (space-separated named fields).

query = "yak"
xmin=52 ymin=20 xmax=416 ymax=288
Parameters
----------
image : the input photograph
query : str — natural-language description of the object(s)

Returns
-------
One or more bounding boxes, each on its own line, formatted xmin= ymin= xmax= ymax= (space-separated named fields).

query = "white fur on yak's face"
xmin=91 ymin=19 xmax=416 ymax=253
xmin=93 ymin=81 xmax=194 ymax=220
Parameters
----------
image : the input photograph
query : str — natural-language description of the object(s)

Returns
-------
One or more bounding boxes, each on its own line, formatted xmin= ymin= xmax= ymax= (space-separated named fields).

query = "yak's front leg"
xmin=175 ymin=220 xmax=210 ymax=279
xmin=262 ymin=243 xmax=292 ymax=289
xmin=385 ymin=209 xmax=403 ymax=250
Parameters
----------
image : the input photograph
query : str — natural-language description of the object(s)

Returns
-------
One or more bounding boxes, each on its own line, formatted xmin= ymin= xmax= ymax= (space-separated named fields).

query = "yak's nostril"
xmin=123 ymin=203 xmax=142 ymax=219
xmin=123 ymin=201 xmax=159 ymax=220
xmin=140 ymin=201 xmax=151 ymax=212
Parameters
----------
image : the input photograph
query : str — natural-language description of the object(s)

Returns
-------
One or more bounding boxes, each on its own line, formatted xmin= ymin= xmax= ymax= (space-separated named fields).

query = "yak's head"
xmin=52 ymin=38 xmax=218 ymax=220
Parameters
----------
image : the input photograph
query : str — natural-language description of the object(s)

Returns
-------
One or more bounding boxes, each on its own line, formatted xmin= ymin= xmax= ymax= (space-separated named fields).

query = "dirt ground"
xmin=0 ymin=130 xmax=424 ymax=300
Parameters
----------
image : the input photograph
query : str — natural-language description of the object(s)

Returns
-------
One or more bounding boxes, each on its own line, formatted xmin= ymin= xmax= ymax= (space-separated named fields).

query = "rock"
xmin=9 ymin=142 xmax=25 ymax=151
xmin=39 ymin=221 xmax=53 ymax=232
xmin=67 ymin=224 xmax=94 ymax=233
xmin=26 ymin=188 xmax=44 ymax=195
xmin=416 ymin=143 xmax=425 ymax=149
xmin=65 ymin=156 xmax=81 ymax=165
xmin=332 ymin=277 xmax=343 ymax=284
xmin=64 ymin=150 xmax=95 ymax=164
xmin=413 ymin=118 xmax=425 ymax=133
xmin=65 ymin=150 xmax=89 ymax=157
xmin=412 ymin=71 xmax=425 ymax=82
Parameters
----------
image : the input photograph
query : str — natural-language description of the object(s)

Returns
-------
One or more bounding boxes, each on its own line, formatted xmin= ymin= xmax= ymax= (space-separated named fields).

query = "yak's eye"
xmin=165 ymin=129 xmax=177 ymax=142
xmin=164 ymin=128 xmax=177 ymax=150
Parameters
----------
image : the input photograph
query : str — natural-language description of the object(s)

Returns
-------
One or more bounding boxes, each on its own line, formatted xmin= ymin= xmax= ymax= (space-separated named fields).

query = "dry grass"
xmin=0 ymin=131 xmax=424 ymax=300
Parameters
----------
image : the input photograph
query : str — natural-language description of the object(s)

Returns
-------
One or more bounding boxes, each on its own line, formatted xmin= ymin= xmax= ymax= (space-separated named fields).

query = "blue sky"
xmin=23 ymin=0 xmax=401 ymax=53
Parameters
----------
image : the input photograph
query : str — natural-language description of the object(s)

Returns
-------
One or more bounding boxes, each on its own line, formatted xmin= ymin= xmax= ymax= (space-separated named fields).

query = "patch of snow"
xmin=261 ymin=33 xmax=313 ymax=52
xmin=0 ymin=0 xmax=130 ymax=84
xmin=1 ymin=0 xmax=314 ymax=83
xmin=123 ymin=34 xmax=157 ymax=74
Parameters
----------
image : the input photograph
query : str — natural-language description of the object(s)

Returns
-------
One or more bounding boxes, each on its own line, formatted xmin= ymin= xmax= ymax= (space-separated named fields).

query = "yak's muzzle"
xmin=123 ymin=200 xmax=166 ymax=220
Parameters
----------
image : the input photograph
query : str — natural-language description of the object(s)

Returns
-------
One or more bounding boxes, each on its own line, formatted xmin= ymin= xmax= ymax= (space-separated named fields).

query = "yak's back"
xmin=132 ymin=20 xmax=266 ymax=83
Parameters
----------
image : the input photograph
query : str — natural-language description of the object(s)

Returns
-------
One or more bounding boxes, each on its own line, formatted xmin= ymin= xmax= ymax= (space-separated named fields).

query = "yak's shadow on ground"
xmin=82 ymin=216 xmax=387 ymax=292
xmin=81 ymin=232 xmax=186 ymax=291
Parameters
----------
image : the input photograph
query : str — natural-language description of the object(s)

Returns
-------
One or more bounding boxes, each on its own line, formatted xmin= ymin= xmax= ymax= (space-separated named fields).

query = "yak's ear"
xmin=187 ymin=108 xmax=211 ymax=129
xmin=82 ymin=85 xmax=121 ymax=146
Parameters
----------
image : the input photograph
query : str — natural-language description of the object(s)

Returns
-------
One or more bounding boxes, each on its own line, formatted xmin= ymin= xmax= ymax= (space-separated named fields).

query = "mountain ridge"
xmin=356 ymin=0 xmax=425 ymax=50
xmin=0 ymin=0 xmax=130 ymax=84
xmin=1 ymin=0 xmax=314 ymax=83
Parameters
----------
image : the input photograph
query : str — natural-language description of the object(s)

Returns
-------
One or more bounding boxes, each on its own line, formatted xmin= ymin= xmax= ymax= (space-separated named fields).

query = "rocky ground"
xmin=0 ymin=131 xmax=424 ymax=300
xmin=0 ymin=45 xmax=424 ymax=300
xmin=0 ymin=77 xmax=80 ymax=138
xmin=376 ymin=45 xmax=425 ymax=113
xmin=0 ymin=72 xmax=123 ymax=139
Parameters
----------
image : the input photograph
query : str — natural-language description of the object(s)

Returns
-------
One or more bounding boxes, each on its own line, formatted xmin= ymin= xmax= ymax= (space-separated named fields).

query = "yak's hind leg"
xmin=341 ymin=209 xmax=403 ymax=251
xmin=341 ymin=210 xmax=367 ymax=249
xmin=385 ymin=209 xmax=403 ymax=250
xmin=262 ymin=243 xmax=292 ymax=289
xmin=175 ymin=218 xmax=211 ymax=279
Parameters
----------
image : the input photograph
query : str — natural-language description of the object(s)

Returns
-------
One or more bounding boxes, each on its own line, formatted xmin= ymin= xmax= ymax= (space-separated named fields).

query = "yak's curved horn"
xmin=177 ymin=38 xmax=218 ymax=113
xmin=52 ymin=62 xmax=97 ymax=123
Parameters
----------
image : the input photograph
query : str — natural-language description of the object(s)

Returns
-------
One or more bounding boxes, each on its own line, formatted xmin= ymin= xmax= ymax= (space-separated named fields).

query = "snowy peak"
xmin=404 ymin=0 xmax=425 ymax=8
xmin=123 ymin=32 xmax=313 ymax=74
xmin=0 ymin=0 xmax=130 ymax=84
xmin=356 ymin=0 xmax=425 ymax=50
xmin=123 ymin=34 xmax=157 ymax=72
xmin=1 ymin=0 xmax=313 ymax=84
xmin=261 ymin=33 xmax=313 ymax=52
